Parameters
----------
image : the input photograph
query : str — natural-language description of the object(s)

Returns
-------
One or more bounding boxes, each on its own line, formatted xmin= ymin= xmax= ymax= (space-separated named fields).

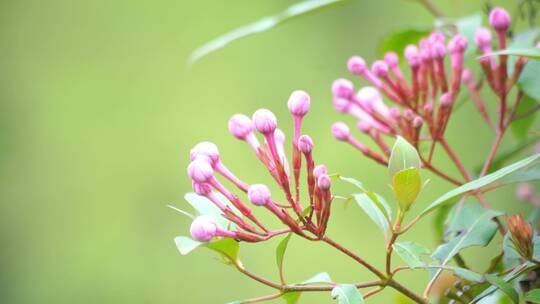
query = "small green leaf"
xmin=485 ymin=275 xmax=519 ymax=304
xmin=205 ymin=238 xmax=240 ymax=262
xmin=510 ymin=94 xmax=538 ymax=140
xmin=282 ymin=292 xmax=301 ymax=304
xmin=301 ymin=272 xmax=333 ymax=285
xmin=452 ymin=267 xmax=484 ymax=283
xmin=388 ymin=136 xmax=421 ymax=179
xmin=331 ymin=284 xmax=365 ymax=304
xmin=185 ymin=193 xmax=233 ymax=229
xmin=525 ymin=289 xmax=540 ymax=303
xmin=393 ymin=241 xmax=430 ymax=268
xmin=378 ymin=29 xmax=430 ymax=58
xmin=353 ymin=193 xmax=390 ymax=238
xmin=337 ymin=175 xmax=366 ymax=190
xmin=472 ymin=262 xmax=536 ymax=303
xmin=392 ymin=168 xmax=421 ymax=212
xmin=479 ymin=48 xmax=540 ymax=60
xmin=420 ymin=154 xmax=540 ymax=217
xmin=276 ymin=233 xmax=293 ymax=283
xmin=174 ymin=236 xmax=203 ymax=255
xmin=518 ymin=59 xmax=540 ymax=101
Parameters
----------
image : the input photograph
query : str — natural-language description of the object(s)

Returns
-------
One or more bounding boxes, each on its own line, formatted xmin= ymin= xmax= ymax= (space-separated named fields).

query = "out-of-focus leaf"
xmin=484 ymin=275 xmax=519 ymax=304
xmin=525 ymin=289 xmax=540 ymax=303
xmin=331 ymin=284 xmax=364 ymax=304
xmin=388 ymin=136 xmax=421 ymax=179
xmin=282 ymin=292 xmax=301 ymax=304
xmin=174 ymin=236 xmax=203 ymax=255
xmin=415 ymin=265 xmax=484 ymax=282
xmin=420 ymin=154 xmax=540 ymax=217
xmin=354 ymin=193 xmax=390 ymax=238
xmin=337 ymin=175 xmax=366 ymax=190
xmin=167 ymin=204 xmax=195 ymax=219
xmin=432 ymin=204 xmax=453 ymax=241
xmin=518 ymin=59 xmax=540 ymax=101
xmin=392 ymin=168 xmax=421 ymax=212
xmin=188 ymin=0 xmax=350 ymax=64
xmin=393 ymin=241 xmax=430 ymax=268
xmin=472 ymin=262 xmax=535 ymax=303
xmin=276 ymin=233 xmax=293 ymax=283
xmin=205 ymin=238 xmax=240 ymax=262
xmin=378 ymin=29 xmax=430 ymax=58
xmin=185 ymin=192 xmax=233 ymax=229
xmin=301 ymin=272 xmax=333 ymax=285
xmin=478 ymin=48 xmax=540 ymax=60
xmin=510 ymin=94 xmax=538 ymax=140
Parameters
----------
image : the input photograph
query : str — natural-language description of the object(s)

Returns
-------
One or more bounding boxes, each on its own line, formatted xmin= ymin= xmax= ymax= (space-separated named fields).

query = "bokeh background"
xmin=1 ymin=0 xmax=536 ymax=303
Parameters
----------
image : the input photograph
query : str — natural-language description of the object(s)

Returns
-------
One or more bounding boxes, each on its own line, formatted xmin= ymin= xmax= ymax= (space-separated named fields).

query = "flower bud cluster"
xmin=185 ymin=91 xmax=334 ymax=243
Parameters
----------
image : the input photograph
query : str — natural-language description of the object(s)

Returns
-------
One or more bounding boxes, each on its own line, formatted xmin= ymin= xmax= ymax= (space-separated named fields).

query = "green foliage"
xmin=174 ymin=236 xmax=203 ymax=255
xmin=205 ymin=238 xmax=241 ymax=262
xmin=282 ymin=292 xmax=302 ymax=304
xmin=518 ymin=60 xmax=540 ymax=101
xmin=301 ymin=272 xmax=333 ymax=284
xmin=331 ymin=284 xmax=364 ymax=304
xmin=511 ymin=95 xmax=538 ymax=141
xmin=484 ymin=275 xmax=519 ymax=303
xmin=525 ymin=289 xmax=540 ymax=303
xmin=276 ymin=233 xmax=293 ymax=282
xmin=393 ymin=241 xmax=430 ymax=268
xmin=392 ymin=168 xmax=421 ymax=212
xmin=388 ymin=136 xmax=421 ymax=179
xmin=353 ymin=193 xmax=390 ymax=238
xmin=185 ymin=192 xmax=233 ymax=229
xmin=378 ymin=29 xmax=430 ymax=58
xmin=479 ymin=47 xmax=540 ymax=60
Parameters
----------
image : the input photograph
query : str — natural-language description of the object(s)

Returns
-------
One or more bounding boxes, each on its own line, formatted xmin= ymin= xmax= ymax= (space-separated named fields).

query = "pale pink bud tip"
xmin=384 ymin=52 xmax=399 ymax=68
xmin=371 ymin=60 xmax=389 ymax=77
xmin=313 ymin=164 xmax=328 ymax=179
xmin=431 ymin=42 xmax=446 ymax=59
xmin=331 ymin=122 xmax=350 ymax=141
xmin=287 ymin=90 xmax=311 ymax=116
xmin=252 ymin=109 xmax=277 ymax=134
xmin=404 ymin=45 xmax=421 ymax=67
xmin=298 ymin=135 xmax=314 ymax=153
xmin=274 ymin=128 xmax=286 ymax=144
xmin=192 ymin=181 xmax=212 ymax=196
xmin=489 ymin=7 xmax=511 ymax=32
xmin=448 ymin=34 xmax=468 ymax=53
xmin=423 ymin=102 xmax=434 ymax=113
xmin=317 ymin=174 xmax=331 ymax=190
xmin=389 ymin=107 xmax=401 ymax=119
xmin=462 ymin=69 xmax=473 ymax=83
xmin=247 ymin=184 xmax=271 ymax=206
xmin=440 ymin=93 xmax=453 ymax=108
xmin=403 ymin=109 xmax=414 ymax=121
xmin=429 ymin=31 xmax=445 ymax=43
xmin=187 ymin=159 xmax=214 ymax=183
xmin=517 ymin=183 xmax=534 ymax=201
xmin=412 ymin=116 xmax=423 ymax=128
xmin=333 ymin=97 xmax=351 ymax=113
xmin=347 ymin=56 xmax=367 ymax=75
xmin=228 ymin=114 xmax=254 ymax=140
xmin=474 ymin=28 xmax=492 ymax=48
xmin=190 ymin=215 xmax=217 ymax=242
xmin=332 ymin=78 xmax=354 ymax=98
xmin=357 ymin=121 xmax=371 ymax=133
xmin=190 ymin=141 xmax=219 ymax=163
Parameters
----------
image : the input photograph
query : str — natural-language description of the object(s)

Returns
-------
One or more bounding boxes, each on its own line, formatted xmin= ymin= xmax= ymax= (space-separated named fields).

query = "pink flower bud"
xmin=423 ymin=102 xmax=434 ymax=114
xmin=192 ymin=181 xmax=212 ymax=196
xmin=517 ymin=183 xmax=534 ymax=201
xmin=389 ymin=107 xmax=401 ymax=119
xmin=384 ymin=52 xmax=399 ymax=68
xmin=412 ymin=116 xmax=423 ymax=128
xmin=431 ymin=42 xmax=446 ymax=59
xmin=357 ymin=120 xmax=371 ymax=133
xmin=247 ymin=184 xmax=271 ymax=206
xmin=228 ymin=114 xmax=254 ymax=140
xmin=440 ymin=93 xmax=453 ymax=108
xmin=187 ymin=159 xmax=214 ymax=183
xmin=252 ymin=109 xmax=277 ymax=134
xmin=190 ymin=141 xmax=220 ymax=163
xmin=190 ymin=215 xmax=217 ymax=242
xmin=403 ymin=109 xmax=414 ymax=121
xmin=356 ymin=86 xmax=381 ymax=112
xmin=313 ymin=164 xmax=327 ymax=179
xmin=298 ymin=135 xmax=313 ymax=153
xmin=332 ymin=78 xmax=354 ymax=98
xmin=404 ymin=45 xmax=421 ymax=67
xmin=317 ymin=174 xmax=331 ymax=190
xmin=331 ymin=122 xmax=350 ymax=141
xmin=461 ymin=69 xmax=473 ymax=83
xmin=287 ymin=90 xmax=310 ymax=116
xmin=371 ymin=60 xmax=389 ymax=78
xmin=347 ymin=56 xmax=367 ymax=75
xmin=274 ymin=128 xmax=286 ymax=144
xmin=474 ymin=27 xmax=492 ymax=49
xmin=429 ymin=31 xmax=445 ymax=44
xmin=489 ymin=7 xmax=511 ymax=32
xmin=448 ymin=34 xmax=468 ymax=54
xmin=333 ymin=96 xmax=352 ymax=113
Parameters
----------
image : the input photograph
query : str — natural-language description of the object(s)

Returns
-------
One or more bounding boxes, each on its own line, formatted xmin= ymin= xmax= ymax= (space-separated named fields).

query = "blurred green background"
xmin=1 ymin=0 xmax=535 ymax=303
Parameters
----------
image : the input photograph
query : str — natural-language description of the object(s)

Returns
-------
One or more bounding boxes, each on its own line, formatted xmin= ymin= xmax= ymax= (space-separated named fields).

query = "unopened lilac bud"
xmin=474 ymin=28 xmax=492 ymax=49
xmin=313 ymin=164 xmax=328 ymax=179
xmin=489 ymin=7 xmax=511 ymax=32
xmin=331 ymin=122 xmax=350 ymax=141
xmin=429 ymin=31 xmax=445 ymax=43
xmin=357 ymin=86 xmax=381 ymax=111
xmin=440 ymin=93 xmax=453 ymax=108
xmin=448 ymin=34 xmax=468 ymax=54
xmin=287 ymin=90 xmax=310 ymax=116
xmin=317 ymin=174 xmax=331 ymax=190
xmin=517 ymin=183 xmax=534 ymax=201
xmin=190 ymin=141 xmax=219 ymax=163
xmin=412 ymin=116 xmax=423 ymax=128
xmin=461 ymin=69 xmax=473 ymax=83
xmin=252 ymin=109 xmax=277 ymax=134
xmin=333 ymin=96 xmax=351 ymax=113
xmin=389 ymin=107 xmax=401 ymax=119
xmin=274 ymin=128 xmax=286 ymax=144
xmin=423 ymin=102 xmax=434 ymax=114
xmin=371 ymin=60 xmax=389 ymax=78
xmin=431 ymin=42 xmax=446 ymax=59
xmin=228 ymin=114 xmax=254 ymax=140
xmin=298 ymin=135 xmax=313 ymax=153
xmin=347 ymin=56 xmax=367 ymax=75
xmin=192 ymin=181 xmax=212 ymax=196
xmin=357 ymin=120 xmax=371 ymax=133
xmin=403 ymin=109 xmax=414 ymax=121
xmin=190 ymin=215 xmax=217 ymax=242
xmin=384 ymin=52 xmax=399 ymax=68
xmin=187 ymin=159 xmax=214 ymax=183
xmin=404 ymin=45 xmax=421 ymax=67
xmin=332 ymin=78 xmax=354 ymax=98
xmin=247 ymin=184 xmax=271 ymax=206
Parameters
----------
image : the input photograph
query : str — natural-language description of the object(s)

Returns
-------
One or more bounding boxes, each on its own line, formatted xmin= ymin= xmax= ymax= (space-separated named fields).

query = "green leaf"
xmin=188 ymin=0 xmax=350 ymax=64
xmin=174 ymin=236 xmax=203 ymax=255
xmin=432 ymin=204 xmax=453 ymax=241
xmin=393 ymin=241 xmax=430 ymax=268
xmin=478 ymin=48 xmax=540 ymax=60
xmin=276 ymin=233 xmax=293 ymax=283
xmin=415 ymin=265 xmax=484 ymax=283
xmin=337 ymin=175 xmax=366 ymax=190
xmin=420 ymin=154 xmax=540 ymax=217
xmin=392 ymin=168 xmax=421 ymax=212
xmin=378 ymin=29 xmax=430 ymax=58
xmin=518 ymin=59 xmax=540 ymax=101
xmin=525 ymin=289 xmax=540 ymax=303
xmin=282 ymin=292 xmax=301 ymax=304
xmin=510 ymin=28 xmax=540 ymax=48
xmin=185 ymin=192 xmax=233 ymax=229
xmin=510 ymin=94 xmax=538 ymax=140
xmin=472 ymin=262 xmax=535 ymax=303
xmin=388 ymin=136 xmax=421 ymax=179
xmin=205 ymin=238 xmax=240 ymax=262
xmin=331 ymin=284 xmax=365 ymax=304
xmin=353 ymin=193 xmax=390 ymax=238
xmin=167 ymin=204 xmax=195 ymax=219
xmin=484 ymin=275 xmax=519 ymax=304
xmin=301 ymin=272 xmax=333 ymax=285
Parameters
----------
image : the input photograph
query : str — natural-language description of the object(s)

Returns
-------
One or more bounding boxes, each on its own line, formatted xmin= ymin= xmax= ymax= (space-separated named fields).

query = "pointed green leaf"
xmin=393 ymin=168 xmax=421 ymax=212
xmin=337 ymin=175 xmax=366 ymax=190
xmin=301 ymin=272 xmax=333 ymax=285
xmin=393 ymin=241 xmax=430 ymax=268
xmin=282 ymin=292 xmax=301 ymax=304
xmin=388 ymin=136 xmax=420 ymax=179
xmin=525 ymin=289 xmax=540 ymax=303
xmin=484 ymin=275 xmax=519 ymax=304
xmin=331 ymin=284 xmax=364 ymax=304
xmin=205 ymin=238 xmax=240 ymax=262
xmin=353 ymin=193 xmax=390 ymax=238
xmin=472 ymin=262 xmax=535 ymax=303
xmin=276 ymin=233 xmax=293 ymax=282
xmin=479 ymin=48 xmax=540 ymax=60
xmin=518 ymin=59 xmax=540 ymax=101
xmin=185 ymin=192 xmax=233 ymax=229
xmin=414 ymin=265 xmax=484 ymax=283
xmin=174 ymin=236 xmax=203 ymax=255
xmin=167 ymin=205 xmax=195 ymax=219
